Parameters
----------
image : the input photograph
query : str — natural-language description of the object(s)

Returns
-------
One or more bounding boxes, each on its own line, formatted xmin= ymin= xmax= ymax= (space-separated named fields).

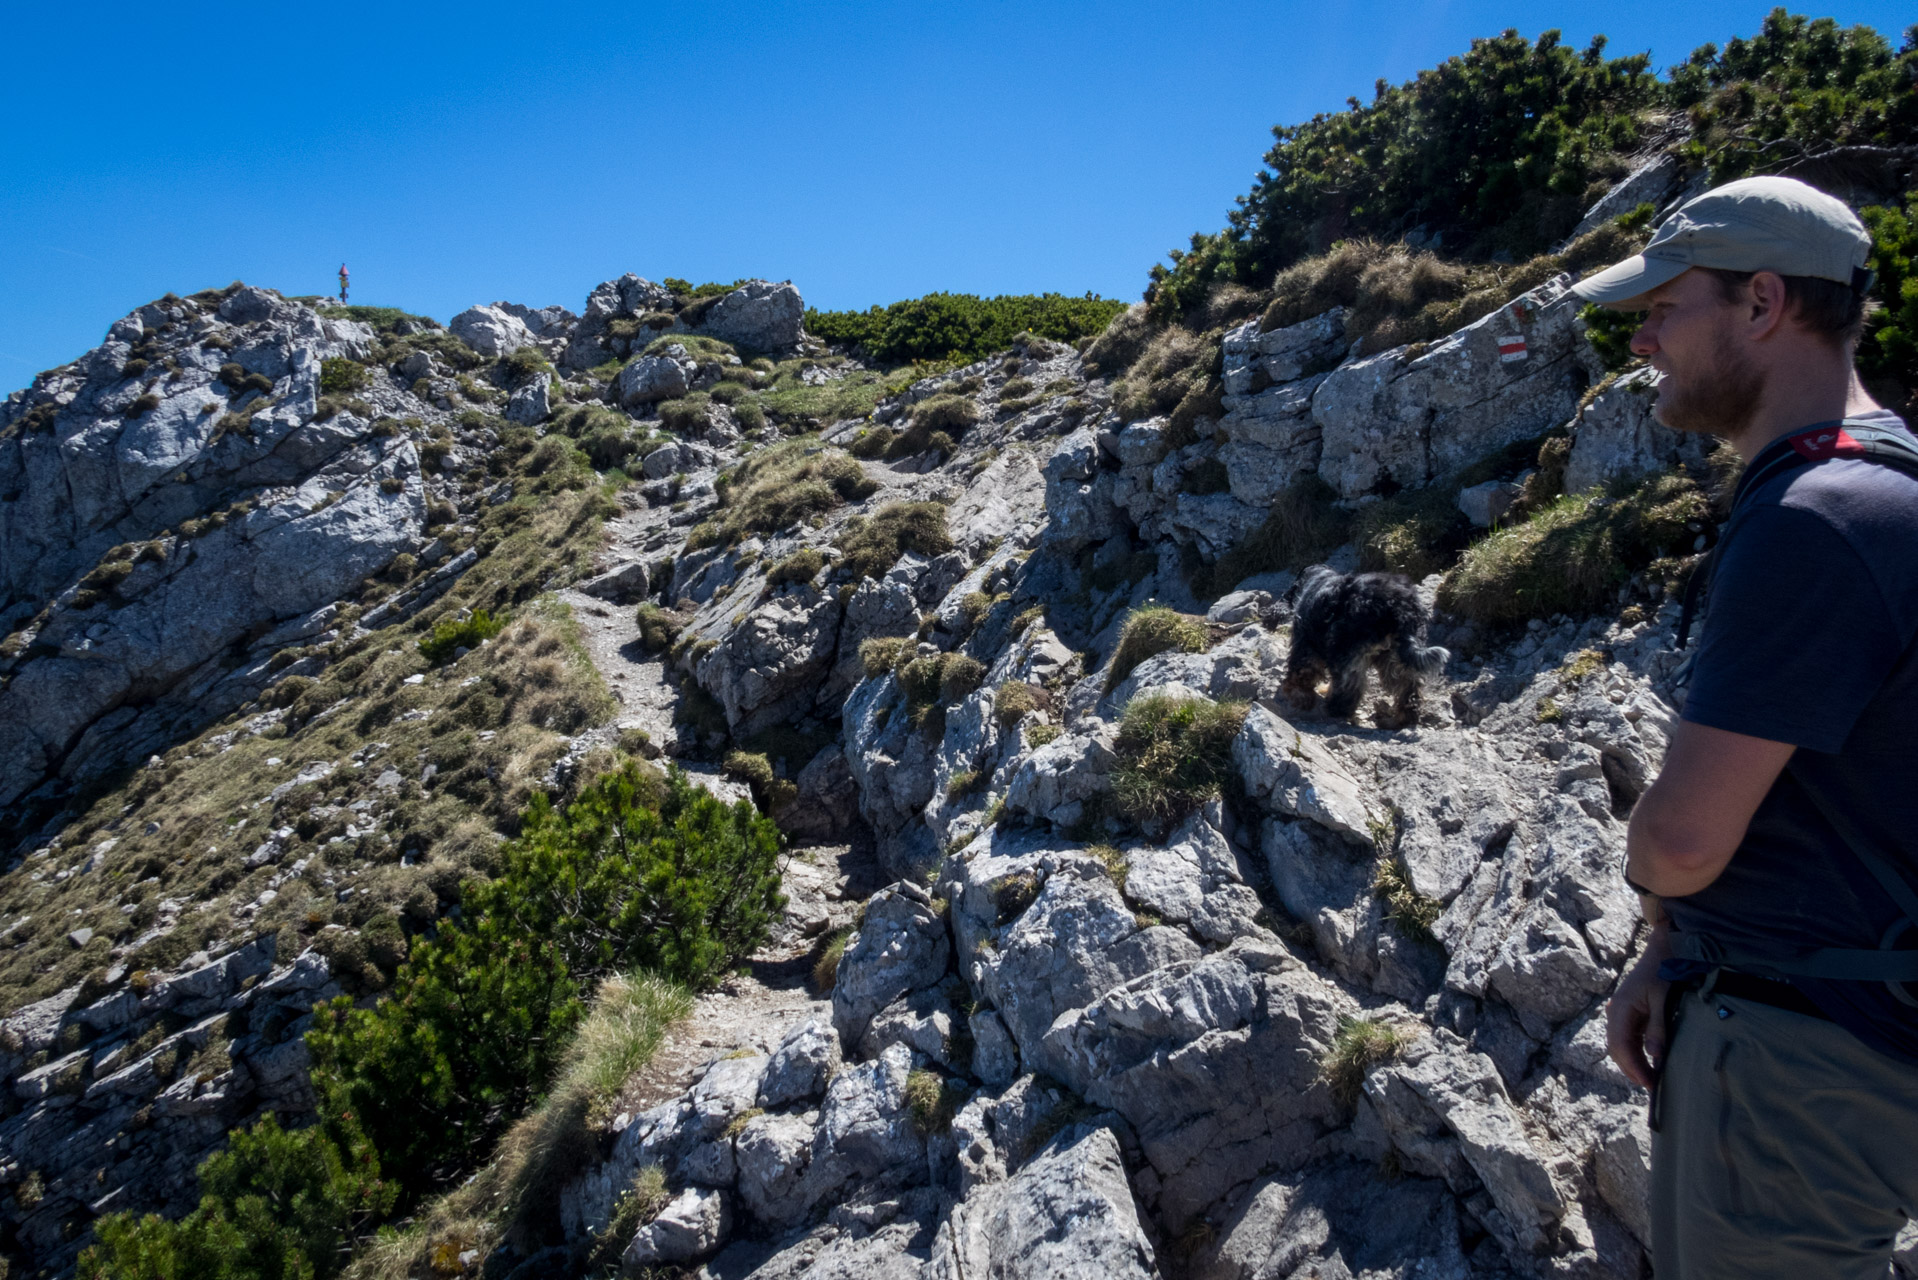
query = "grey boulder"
xmin=927 ymin=1124 xmax=1157 ymax=1280
xmin=621 ymin=1185 xmax=731 ymax=1269
xmin=448 ymin=304 xmax=535 ymax=358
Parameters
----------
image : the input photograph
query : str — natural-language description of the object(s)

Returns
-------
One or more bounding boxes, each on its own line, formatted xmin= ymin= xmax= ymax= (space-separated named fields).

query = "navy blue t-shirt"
xmin=1669 ymin=409 xmax=1918 ymax=1064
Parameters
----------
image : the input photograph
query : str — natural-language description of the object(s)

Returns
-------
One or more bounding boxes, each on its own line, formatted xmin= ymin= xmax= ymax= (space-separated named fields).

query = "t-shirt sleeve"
xmin=1682 ymin=503 xmax=1901 ymax=752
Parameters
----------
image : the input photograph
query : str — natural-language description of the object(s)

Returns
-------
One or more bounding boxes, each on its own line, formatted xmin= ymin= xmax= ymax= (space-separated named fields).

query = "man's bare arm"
xmin=1626 ymin=718 xmax=1796 ymax=899
xmin=1607 ymin=719 xmax=1794 ymax=1087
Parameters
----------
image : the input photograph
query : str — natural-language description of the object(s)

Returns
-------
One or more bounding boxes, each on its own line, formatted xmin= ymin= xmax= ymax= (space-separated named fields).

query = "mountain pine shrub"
xmin=79 ymin=1112 xmax=396 ymax=1280
xmin=807 ymin=292 xmax=1129 ymax=365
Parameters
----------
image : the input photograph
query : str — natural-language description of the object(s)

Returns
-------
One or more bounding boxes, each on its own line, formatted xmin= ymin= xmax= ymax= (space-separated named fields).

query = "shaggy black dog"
xmin=1281 ymin=565 xmax=1449 ymax=729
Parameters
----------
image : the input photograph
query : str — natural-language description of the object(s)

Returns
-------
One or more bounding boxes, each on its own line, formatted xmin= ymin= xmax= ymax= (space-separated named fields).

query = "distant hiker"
xmin=1588 ymin=177 xmax=1918 ymax=1279
xmin=338 ymin=263 xmax=350 ymax=304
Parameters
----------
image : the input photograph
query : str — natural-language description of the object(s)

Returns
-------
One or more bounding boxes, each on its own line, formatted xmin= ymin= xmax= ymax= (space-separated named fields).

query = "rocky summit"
xmin=1 ymin=187 xmax=1914 ymax=1280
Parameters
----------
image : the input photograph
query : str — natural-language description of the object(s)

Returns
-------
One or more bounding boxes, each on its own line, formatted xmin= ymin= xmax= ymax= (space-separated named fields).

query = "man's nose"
xmin=1630 ymin=318 xmax=1659 ymax=358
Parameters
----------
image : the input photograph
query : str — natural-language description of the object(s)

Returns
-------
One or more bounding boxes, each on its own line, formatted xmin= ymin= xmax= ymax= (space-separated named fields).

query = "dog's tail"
xmin=1398 ymin=637 xmax=1450 ymax=676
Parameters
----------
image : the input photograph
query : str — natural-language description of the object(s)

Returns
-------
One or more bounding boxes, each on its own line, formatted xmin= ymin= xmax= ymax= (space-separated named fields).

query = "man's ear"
xmin=1745 ymin=271 xmax=1792 ymax=341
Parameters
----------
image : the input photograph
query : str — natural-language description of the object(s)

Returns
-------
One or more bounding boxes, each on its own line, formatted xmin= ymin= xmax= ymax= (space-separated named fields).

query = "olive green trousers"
xmin=1651 ymin=986 xmax=1918 ymax=1279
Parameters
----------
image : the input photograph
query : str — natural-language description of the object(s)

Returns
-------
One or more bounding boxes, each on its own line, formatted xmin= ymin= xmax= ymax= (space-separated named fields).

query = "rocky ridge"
xmin=3 ymin=241 xmax=1911 ymax=1280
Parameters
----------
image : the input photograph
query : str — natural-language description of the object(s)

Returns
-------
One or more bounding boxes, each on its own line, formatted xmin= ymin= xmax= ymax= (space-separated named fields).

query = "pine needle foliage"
xmin=807 ymin=293 xmax=1129 ymax=365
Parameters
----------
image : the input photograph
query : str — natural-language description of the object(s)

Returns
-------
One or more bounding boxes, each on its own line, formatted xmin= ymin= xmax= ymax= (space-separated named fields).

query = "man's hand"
xmin=1607 ymin=923 xmax=1674 ymax=1090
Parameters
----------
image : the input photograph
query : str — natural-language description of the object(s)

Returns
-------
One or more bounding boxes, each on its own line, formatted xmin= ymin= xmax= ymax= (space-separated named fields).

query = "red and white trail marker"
xmin=1497 ymin=335 xmax=1528 ymax=363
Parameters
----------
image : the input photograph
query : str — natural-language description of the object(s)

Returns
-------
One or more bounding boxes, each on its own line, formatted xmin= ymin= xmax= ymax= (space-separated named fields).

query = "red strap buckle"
xmin=1789 ymin=427 xmax=1866 ymax=460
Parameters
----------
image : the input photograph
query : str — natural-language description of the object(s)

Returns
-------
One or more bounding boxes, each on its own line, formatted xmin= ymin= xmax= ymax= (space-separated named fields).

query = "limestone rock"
xmin=448 ymin=304 xmax=535 ymax=359
xmin=1314 ymin=275 xmax=1601 ymax=499
xmin=969 ymin=1009 xmax=1019 ymax=1086
xmin=927 ymin=1124 xmax=1157 ymax=1280
xmin=696 ymin=587 xmax=841 ymax=737
xmin=1044 ymin=948 xmax=1346 ymax=1227
xmin=504 ymin=371 xmax=551 ymax=425
xmin=617 ymin=348 xmax=695 ymax=408
xmin=1232 ymin=704 xmax=1379 ymax=844
xmin=1563 ymin=367 xmax=1711 ymax=495
xmin=1189 ymin=1160 xmax=1469 ymax=1280
xmin=831 ymin=885 xmax=951 ymax=1048
xmin=1002 ymin=729 xmax=1114 ymax=828
xmin=1362 ymin=1035 xmax=1567 ymax=1255
xmin=622 ymin=1186 xmax=731 ymax=1269
xmin=734 ymin=1110 xmax=819 ymax=1227
xmin=561 ymin=274 xmax=675 ymax=370
xmin=696 ymin=281 xmax=805 ymax=353
xmin=1566 ymin=151 xmax=1686 ymax=243
xmin=1457 ymin=478 xmax=1523 ymax=527
xmin=773 ymin=745 xmax=860 ymax=842
xmin=760 ymin=1016 xmax=843 ymax=1108
xmin=808 ymin=1043 xmax=926 ymax=1198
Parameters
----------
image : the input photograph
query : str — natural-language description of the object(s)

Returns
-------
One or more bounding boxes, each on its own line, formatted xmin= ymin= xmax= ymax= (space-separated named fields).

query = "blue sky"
xmin=1 ymin=1 xmax=1909 ymax=380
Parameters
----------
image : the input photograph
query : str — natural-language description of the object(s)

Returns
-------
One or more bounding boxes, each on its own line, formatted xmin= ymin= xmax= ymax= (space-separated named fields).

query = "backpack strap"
xmin=1675 ymin=420 xmax=1918 ymax=649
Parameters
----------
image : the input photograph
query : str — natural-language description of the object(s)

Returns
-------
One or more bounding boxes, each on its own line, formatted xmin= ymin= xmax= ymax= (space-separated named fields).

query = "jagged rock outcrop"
xmin=449 ymin=304 xmax=536 ymax=358
xmin=560 ymin=275 xmax=806 ymax=372
xmin=0 ymin=939 xmax=341 ymax=1271
xmin=1313 ymin=275 xmax=1603 ymax=498
xmin=1563 ymin=366 xmax=1712 ymax=495
xmin=0 ymin=287 xmax=427 ymax=810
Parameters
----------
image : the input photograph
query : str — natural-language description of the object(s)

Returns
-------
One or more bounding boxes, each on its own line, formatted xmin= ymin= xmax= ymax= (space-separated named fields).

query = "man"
xmin=1583 ymin=175 xmax=1918 ymax=1279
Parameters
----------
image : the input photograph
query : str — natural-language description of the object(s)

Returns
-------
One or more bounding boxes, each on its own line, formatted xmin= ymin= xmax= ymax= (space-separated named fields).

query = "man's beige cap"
xmin=1571 ymin=175 xmax=1872 ymax=309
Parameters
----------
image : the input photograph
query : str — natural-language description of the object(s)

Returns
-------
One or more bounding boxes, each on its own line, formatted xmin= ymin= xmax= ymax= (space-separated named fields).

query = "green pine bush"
xmin=417 ymin=609 xmax=504 ymax=664
xmin=79 ymin=1112 xmax=395 ymax=1280
xmin=806 ymin=292 xmax=1128 ymax=365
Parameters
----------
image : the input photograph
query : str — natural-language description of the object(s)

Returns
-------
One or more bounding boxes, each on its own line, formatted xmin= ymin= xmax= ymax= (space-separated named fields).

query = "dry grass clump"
xmin=1080 ymin=303 xmax=1154 ymax=378
xmin=1373 ymin=855 xmax=1443 ymax=943
xmin=690 ymin=440 xmax=877 ymax=549
xmin=1111 ymin=326 xmax=1222 ymax=444
xmin=723 ymin=750 xmax=797 ymax=811
xmin=1106 ymin=606 xmax=1208 ymax=692
xmin=1256 ymin=218 xmax=1652 ymax=356
xmin=346 ymin=973 xmax=691 ymax=1280
xmin=1436 ymin=471 xmax=1708 ymax=627
xmin=634 ymin=603 xmax=685 ymax=653
xmin=851 ymin=392 xmax=981 ymax=462
xmin=832 ymin=501 xmax=952 ymax=581
xmin=766 ymin=547 xmax=826 ymax=589
xmin=898 ymin=652 xmax=985 ymax=708
xmin=859 ymin=636 xmax=909 ymax=678
xmin=1352 ymin=487 xmax=1470 ymax=580
xmin=1320 ymin=1015 xmax=1406 ymax=1106
xmin=1111 ymin=694 xmax=1248 ymax=825
xmin=992 ymin=680 xmax=1039 ymax=727
xmin=905 ymin=1067 xmax=965 ymax=1135
xmin=1203 ymin=475 xmax=1351 ymax=596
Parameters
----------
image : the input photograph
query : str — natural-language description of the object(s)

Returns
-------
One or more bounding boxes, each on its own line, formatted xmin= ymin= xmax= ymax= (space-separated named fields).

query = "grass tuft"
xmin=1436 ymin=471 xmax=1708 ymax=627
xmin=833 ymin=502 xmax=953 ymax=581
xmin=1320 ymin=1015 xmax=1406 ymax=1106
xmin=1106 ymin=606 xmax=1208 ymax=692
xmin=811 ymin=927 xmax=852 ymax=992
xmin=905 ymin=1068 xmax=966 ymax=1135
xmin=1373 ymin=855 xmax=1442 ymax=943
xmin=1111 ymin=694 xmax=1248 ymax=824
xmin=992 ymin=681 xmax=1039 ymax=727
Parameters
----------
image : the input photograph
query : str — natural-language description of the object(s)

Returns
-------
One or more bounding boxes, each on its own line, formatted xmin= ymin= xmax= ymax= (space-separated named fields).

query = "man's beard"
xmin=1652 ymin=334 xmax=1765 ymax=437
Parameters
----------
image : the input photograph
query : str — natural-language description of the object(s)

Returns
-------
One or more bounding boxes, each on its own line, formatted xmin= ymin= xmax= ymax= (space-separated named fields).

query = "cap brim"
xmin=1569 ymin=254 xmax=1691 ymax=310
